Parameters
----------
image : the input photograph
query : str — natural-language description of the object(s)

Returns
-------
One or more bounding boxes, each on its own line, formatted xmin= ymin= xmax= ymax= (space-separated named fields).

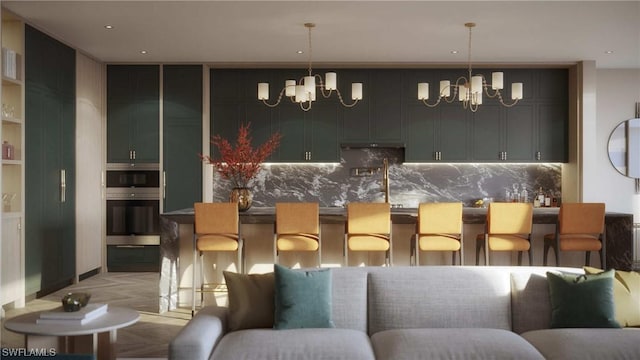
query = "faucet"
xmin=381 ymin=158 xmax=390 ymax=203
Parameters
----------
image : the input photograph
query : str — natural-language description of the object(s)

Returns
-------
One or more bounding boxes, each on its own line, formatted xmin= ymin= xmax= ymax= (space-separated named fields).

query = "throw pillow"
xmin=584 ymin=266 xmax=640 ymax=327
xmin=273 ymin=264 xmax=335 ymax=330
xmin=223 ymin=271 xmax=275 ymax=331
xmin=547 ymin=269 xmax=620 ymax=328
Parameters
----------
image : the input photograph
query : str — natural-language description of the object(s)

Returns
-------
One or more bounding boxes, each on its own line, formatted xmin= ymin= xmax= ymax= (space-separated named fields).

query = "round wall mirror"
xmin=608 ymin=118 xmax=640 ymax=178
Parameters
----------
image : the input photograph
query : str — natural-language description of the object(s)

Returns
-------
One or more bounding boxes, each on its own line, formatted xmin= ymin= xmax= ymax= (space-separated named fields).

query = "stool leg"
xmin=192 ymin=238 xmax=197 ymax=317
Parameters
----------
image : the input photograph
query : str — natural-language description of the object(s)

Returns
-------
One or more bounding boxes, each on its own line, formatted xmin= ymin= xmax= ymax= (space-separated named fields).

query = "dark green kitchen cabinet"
xmin=210 ymin=69 xmax=339 ymax=162
xmin=163 ymin=65 xmax=203 ymax=212
xmin=405 ymin=102 xmax=470 ymax=162
xmin=469 ymin=69 xmax=567 ymax=162
xmin=25 ymin=25 xmax=76 ymax=296
xmin=107 ymin=65 xmax=160 ymax=163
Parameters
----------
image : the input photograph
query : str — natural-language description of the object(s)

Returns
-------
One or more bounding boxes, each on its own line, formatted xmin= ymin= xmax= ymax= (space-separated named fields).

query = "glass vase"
xmin=230 ymin=187 xmax=253 ymax=212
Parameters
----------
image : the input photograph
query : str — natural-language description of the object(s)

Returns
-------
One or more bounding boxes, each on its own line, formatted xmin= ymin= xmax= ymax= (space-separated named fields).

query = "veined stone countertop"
xmin=162 ymin=206 xmax=564 ymax=224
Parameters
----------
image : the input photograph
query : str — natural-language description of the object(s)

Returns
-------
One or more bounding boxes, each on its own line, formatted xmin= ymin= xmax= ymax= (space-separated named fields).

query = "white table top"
xmin=4 ymin=306 xmax=139 ymax=336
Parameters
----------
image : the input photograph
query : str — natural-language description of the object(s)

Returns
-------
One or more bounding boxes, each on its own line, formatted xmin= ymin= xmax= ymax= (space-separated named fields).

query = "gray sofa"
xmin=169 ymin=266 xmax=640 ymax=360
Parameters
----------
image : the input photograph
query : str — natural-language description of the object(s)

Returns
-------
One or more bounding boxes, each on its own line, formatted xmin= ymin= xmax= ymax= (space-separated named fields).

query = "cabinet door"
xmin=107 ymin=65 xmax=159 ymax=163
xmin=371 ymin=70 xmax=402 ymax=142
xmin=163 ymin=65 xmax=202 ymax=212
xmin=471 ymin=105 xmax=502 ymax=161
xmin=308 ymin=101 xmax=339 ymax=162
xmin=276 ymin=102 xmax=306 ymax=161
xmin=340 ymin=70 xmax=370 ymax=143
xmin=404 ymin=104 xmax=437 ymax=161
xmin=438 ymin=105 xmax=469 ymax=162
xmin=1 ymin=215 xmax=23 ymax=305
xmin=505 ymin=105 xmax=535 ymax=161
xmin=538 ymin=104 xmax=568 ymax=161
xmin=25 ymin=25 xmax=76 ymax=296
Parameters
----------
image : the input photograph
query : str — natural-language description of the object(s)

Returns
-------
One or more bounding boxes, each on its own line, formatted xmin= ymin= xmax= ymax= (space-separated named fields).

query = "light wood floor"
xmin=1 ymin=272 xmax=191 ymax=359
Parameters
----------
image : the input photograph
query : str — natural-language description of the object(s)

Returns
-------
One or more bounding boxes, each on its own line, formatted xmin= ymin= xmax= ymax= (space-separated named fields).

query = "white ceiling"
xmin=3 ymin=1 xmax=639 ymax=68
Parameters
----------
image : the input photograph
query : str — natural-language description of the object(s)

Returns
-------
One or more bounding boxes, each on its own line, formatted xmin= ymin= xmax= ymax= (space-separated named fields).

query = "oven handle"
xmin=60 ymin=169 xmax=66 ymax=203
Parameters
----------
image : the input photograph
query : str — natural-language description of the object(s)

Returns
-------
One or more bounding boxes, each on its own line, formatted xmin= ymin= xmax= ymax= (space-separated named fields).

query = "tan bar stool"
xmin=543 ymin=203 xmax=606 ymax=268
xmin=344 ymin=202 xmax=392 ymax=266
xmin=192 ymin=202 xmax=243 ymax=316
xmin=274 ymin=202 xmax=321 ymax=267
xmin=475 ymin=202 xmax=533 ymax=266
xmin=412 ymin=202 xmax=464 ymax=266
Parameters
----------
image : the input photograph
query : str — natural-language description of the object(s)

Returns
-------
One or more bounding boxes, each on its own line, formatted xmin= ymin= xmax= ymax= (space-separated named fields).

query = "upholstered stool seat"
xmin=274 ymin=202 xmax=321 ymax=266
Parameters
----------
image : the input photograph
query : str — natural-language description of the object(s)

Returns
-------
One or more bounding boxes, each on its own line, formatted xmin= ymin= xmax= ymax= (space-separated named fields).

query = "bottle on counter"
xmin=544 ymin=191 xmax=552 ymax=207
xmin=536 ymin=187 xmax=545 ymax=208
xmin=520 ymin=185 xmax=528 ymax=203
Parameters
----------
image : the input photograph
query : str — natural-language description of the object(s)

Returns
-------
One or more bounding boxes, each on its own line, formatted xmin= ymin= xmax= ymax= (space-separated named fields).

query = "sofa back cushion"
xmin=367 ymin=266 xmax=512 ymax=335
xmin=510 ymin=267 xmax=584 ymax=333
xmin=331 ymin=267 xmax=369 ymax=332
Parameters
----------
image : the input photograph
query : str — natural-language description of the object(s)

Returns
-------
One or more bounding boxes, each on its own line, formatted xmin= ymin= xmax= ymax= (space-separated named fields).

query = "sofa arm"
xmin=169 ymin=306 xmax=229 ymax=360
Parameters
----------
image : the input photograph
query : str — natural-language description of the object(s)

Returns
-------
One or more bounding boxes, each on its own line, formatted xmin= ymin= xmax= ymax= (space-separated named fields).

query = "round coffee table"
xmin=4 ymin=306 xmax=139 ymax=360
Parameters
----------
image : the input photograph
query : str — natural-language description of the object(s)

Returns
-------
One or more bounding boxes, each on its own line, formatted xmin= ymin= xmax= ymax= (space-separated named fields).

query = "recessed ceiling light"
xmin=604 ymin=50 xmax=614 ymax=54
xmin=104 ymin=25 xmax=113 ymax=30
xmin=296 ymin=50 xmax=304 ymax=54
xmin=451 ymin=50 xmax=459 ymax=54
xmin=140 ymin=50 xmax=147 ymax=55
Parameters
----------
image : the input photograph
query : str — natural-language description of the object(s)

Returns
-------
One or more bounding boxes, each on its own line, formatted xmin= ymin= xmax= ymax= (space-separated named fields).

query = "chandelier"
xmin=257 ymin=23 xmax=363 ymax=112
xmin=417 ymin=23 xmax=523 ymax=112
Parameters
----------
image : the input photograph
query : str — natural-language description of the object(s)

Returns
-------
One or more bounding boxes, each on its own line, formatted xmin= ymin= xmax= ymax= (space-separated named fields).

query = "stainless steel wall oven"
xmin=106 ymin=164 xmax=160 ymax=271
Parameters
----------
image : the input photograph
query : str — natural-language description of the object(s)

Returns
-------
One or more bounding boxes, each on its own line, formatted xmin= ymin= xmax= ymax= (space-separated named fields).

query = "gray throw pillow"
xmin=273 ymin=264 xmax=335 ymax=329
xmin=223 ymin=271 xmax=274 ymax=331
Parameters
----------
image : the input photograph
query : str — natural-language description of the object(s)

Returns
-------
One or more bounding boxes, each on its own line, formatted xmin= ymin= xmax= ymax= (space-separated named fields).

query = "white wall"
xmin=595 ymin=69 xmax=640 ymax=221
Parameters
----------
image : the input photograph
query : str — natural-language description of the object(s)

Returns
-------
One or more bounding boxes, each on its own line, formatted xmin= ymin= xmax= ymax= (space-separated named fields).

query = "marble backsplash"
xmin=210 ymin=148 xmax=562 ymax=208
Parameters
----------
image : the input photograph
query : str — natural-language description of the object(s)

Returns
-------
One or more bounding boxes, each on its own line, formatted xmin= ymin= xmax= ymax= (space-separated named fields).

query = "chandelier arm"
xmin=496 ymin=91 xmax=521 ymax=107
xmin=261 ymin=87 xmax=288 ymax=108
xmin=334 ymin=88 xmax=359 ymax=107
xmin=420 ymin=97 xmax=443 ymax=108
xmin=315 ymin=74 xmax=333 ymax=98
xmin=299 ymin=101 xmax=312 ymax=112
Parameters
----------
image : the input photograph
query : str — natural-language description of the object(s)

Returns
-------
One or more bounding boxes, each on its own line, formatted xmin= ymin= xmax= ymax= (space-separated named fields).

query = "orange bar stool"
xmin=543 ymin=203 xmax=606 ymax=268
xmin=192 ymin=202 xmax=243 ymax=316
xmin=345 ymin=202 xmax=392 ymax=266
xmin=274 ymin=202 xmax=321 ymax=267
xmin=412 ymin=202 xmax=464 ymax=266
xmin=475 ymin=202 xmax=533 ymax=266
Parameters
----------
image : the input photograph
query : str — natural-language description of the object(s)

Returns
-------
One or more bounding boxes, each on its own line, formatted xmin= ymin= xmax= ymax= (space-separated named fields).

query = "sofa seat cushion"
xmin=371 ymin=328 xmax=545 ymax=360
xmin=211 ymin=328 xmax=375 ymax=360
xmin=522 ymin=328 xmax=640 ymax=360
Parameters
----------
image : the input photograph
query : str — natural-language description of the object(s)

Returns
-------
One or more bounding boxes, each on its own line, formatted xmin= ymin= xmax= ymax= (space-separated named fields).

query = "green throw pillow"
xmin=547 ymin=270 xmax=621 ymax=328
xmin=223 ymin=271 xmax=274 ymax=331
xmin=273 ymin=264 xmax=335 ymax=330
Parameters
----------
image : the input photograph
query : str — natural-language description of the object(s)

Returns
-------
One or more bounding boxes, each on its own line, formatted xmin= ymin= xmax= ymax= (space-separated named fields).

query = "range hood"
xmin=340 ymin=142 xmax=405 ymax=149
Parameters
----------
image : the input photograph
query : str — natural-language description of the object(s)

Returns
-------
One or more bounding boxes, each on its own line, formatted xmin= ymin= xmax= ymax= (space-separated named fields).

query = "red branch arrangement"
xmin=202 ymin=122 xmax=282 ymax=188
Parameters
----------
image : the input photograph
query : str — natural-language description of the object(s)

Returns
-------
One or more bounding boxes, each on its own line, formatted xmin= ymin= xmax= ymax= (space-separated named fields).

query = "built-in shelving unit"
xmin=1 ymin=8 xmax=25 ymax=310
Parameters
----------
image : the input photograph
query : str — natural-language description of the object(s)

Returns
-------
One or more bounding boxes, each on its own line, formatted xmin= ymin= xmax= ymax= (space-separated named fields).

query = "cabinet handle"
xmin=438 ymin=152 xmax=442 ymax=161
xmin=60 ymin=169 xmax=66 ymax=203
xmin=163 ymin=171 xmax=166 ymax=200
xmin=503 ymin=152 xmax=507 ymax=161
xmin=132 ymin=150 xmax=136 ymax=160
xmin=536 ymin=151 xmax=541 ymax=161
xmin=129 ymin=150 xmax=133 ymax=160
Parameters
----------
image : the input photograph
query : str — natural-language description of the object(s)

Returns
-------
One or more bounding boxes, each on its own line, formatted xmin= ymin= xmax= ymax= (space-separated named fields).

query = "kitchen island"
xmin=157 ymin=207 xmax=633 ymax=313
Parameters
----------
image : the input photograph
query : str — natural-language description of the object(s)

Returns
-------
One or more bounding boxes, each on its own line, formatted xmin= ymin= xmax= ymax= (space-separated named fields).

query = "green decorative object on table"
xmin=62 ymin=292 xmax=91 ymax=312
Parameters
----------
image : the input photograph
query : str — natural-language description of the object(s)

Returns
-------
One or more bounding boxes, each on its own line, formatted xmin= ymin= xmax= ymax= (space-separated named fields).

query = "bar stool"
xmin=475 ymin=202 xmax=533 ymax=266
xmin=344 ymin=202 xmax=392 ymax=266
xmin=412 ymin=202 xmax=464 ymax=266
xmin=192 ymin=202 xmax=243 ymax=316
xmin=543 ymin=203 xmax=606 ymax=268
xmin=274 ymin=202 xmax=321 ymax=267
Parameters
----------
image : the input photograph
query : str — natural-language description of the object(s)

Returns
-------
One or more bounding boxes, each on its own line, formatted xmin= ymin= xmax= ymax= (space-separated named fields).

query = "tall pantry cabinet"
xmin=1 ymin=9 xmax=25 ymax=310
xmin=24 ymin=25 xmax=76 ymax=297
